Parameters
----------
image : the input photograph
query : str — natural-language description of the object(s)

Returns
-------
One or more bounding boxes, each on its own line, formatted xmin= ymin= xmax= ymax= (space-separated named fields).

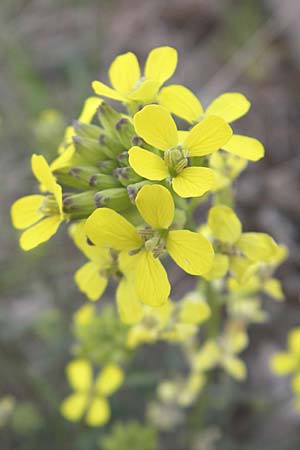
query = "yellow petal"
xmin=85 ymin=208 xmax=143 ymax=251
xmin=205 ymin=92 xmax=250 ymax=123
xmin=31 ymin=154 xmax=57 ymax=193
xmin=60 ymin=393 xmax=87 ymax=422
xmin=158 ymin=84 xmax=203 ymax=123
xmin=172 ymin=167 xmax=215 ymax=198
xmin=135 ymin=250 xmax=170 ymax=307
xmin=11 ymin=195 xmax=44 ymax=229
xmin=184 ymin=116 xmax=232 ymax=157
xmin=144 ymin=46 xmax=177 ymax=84
xmin=166 ymin=230 xmax=214 ymax=275
xmin=73 ymin=304 xmax=95 ymax=326
xmin=128 ymin=79 xmax=160 ymax=102
xmin=208 ymin=205 xmax=242 ymax=244
xmin=133 ymin=105 xmax=178 ymax=150
xmin=236 ymin=232 xmax=278 ymax=262
xmin=20 ymin=215 xmax=61 ymax=251
xmin=179 ymin=294 xmax=211 ymax=325
xmin=95 ymin=364 xmax=124 ymax=396
xmin=222 ymin=134 xmax=265 ymax=161
xmin=109 ymin=52 xmax=140 ymax=94
xmin=70 ymin=221 xmax=112 ymax=265
xmin=75 ymin=262 xmax=108 ymax=301
xmin=202 ymin=254 xmax=229 ymax=280
xmin=263 ymin=278 xmax=284 ymax=301
xmin=193 ymin=341 xmax=220 ymax=371
xmin=270 ymin=352 xmax=296 ymax=375
xmin=66 ymin=359 xmax=92 ymax=391
xmin=223 ymin=356 xmax=247 ymax=380
xmin=288 ymin=328 xmax=300 ymax=354
xmin=78 ymin=97 xmax=103 ymax=123
xmin=85 ymin=397 xmax=110 ymax=426
xmin=50 ymin=146 xmax=75 ymax=172
xmin=135 ymin=184 xmax=174 ymax=229
xmin=53 ymin=183 xmax=63 ymax=216
xmin=116 ymin=277 xmax=143 ymax=324
xmin=128 ymin=146 xmax=169 ymax=180
xmin=92 ymin=80 xmax=125 ymax=101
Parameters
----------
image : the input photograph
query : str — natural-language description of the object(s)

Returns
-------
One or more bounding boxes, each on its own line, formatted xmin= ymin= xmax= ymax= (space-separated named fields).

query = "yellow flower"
xmin=11 ymin=154 xmax=64 ymax=251
xmin=128 ymin=105 xmax=232 ymax=198
xmin=70 ymin=221 xmax=144 ymax=324
xmin=207 ymin=204 xmax=280 ymax=283
xmin=271 ymin=328 xmax=300 ymax=403
xmin=158 ymin=86 xmax=264 ymax=162
xmin=61 ymin=359 xmax=124 ymax=426
xmin=92 ymin=47 xmax=177 ymax=105
xmin=85 ymin=184 xmax=214 ymax=307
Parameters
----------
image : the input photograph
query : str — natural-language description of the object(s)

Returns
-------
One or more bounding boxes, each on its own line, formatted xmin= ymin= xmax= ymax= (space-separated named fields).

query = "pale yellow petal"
xmin=75 ymin=262 xmax=108 ymax=301
xmin=270 ymin=352 xmax=296 ymax=375
xmin=116 ymin=277 xmax=143 ymax=324
xmin=135 ymin=184 xmax=174 ymax=229
xmin=95 ymin=365 xmax=124 ymax=396
xmin=135 ymin=250 xmax=170 ymax=307
xmin=172 ymin=167 xmax=215 ymax=198
xmin=166 ymin=230 xmax=214 ymax=275
xmin=92 ymin=80 xmax=125 ymax=101
xmin=202 ymin=254 xmax=229 ymax=280
xmin=11 ymin=195 xmax=44 ymax=229
xmin=31 ymin=154 xmax=57 ymax=193
xmin=128 ymin=79 xmax=160 ymax=102
xmin=145 ymin=46 xmax=177 ymax=84
xmin=222 ymin=134 xmax=265 ymax=161
xmin=128 ymin=146 xmax=169 ymax=180
xmin=85 ymin=208 xmax=143 ymax=251
xmin=70 ymin=221 xmax=112 ymax=265
xmin=66 ymin=359 xmax=92 ymax=391
xmin=208 ymin=205 xmax=242 ymax=244
xmin=78 ymin=97 xmax=103 ymax=123
xmin=184 ymin=116 xmax=232 ymax=157
xmin=85 ymin=397 xmax=110 ymax=426
xmin=133 ymin=105 xmax=178 ymax=150
xmin=60 ymin=393 xmax=87 ymax=422
xmin=236 ymin=233 xmax=278 ymax=262
xmin=288 ymin=328 xmax=300 ymax=354
xmin=158 ymin=84 xmax=203 ymax=123
xmin=20 ymin=215 xmax=61 ymax=251
xmin=109 ymin=52 xmax=140 ymax=94
xmin=205 ymin=92 xmax=250 ymax=123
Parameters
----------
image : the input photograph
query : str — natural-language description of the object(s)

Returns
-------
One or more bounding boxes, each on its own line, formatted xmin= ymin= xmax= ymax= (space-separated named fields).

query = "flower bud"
xmin=63 ymin=191 xmax=96 ymax=218
xmin=54 ymin=166 xmax=96 ymax=190
xmin=73 ymin=136 xmax=107 ymax=164
xmin=98 ymin=133 xmax=123 ymax=158
xmin=115 ymin=117 xmax=135 ymax=148
xmin=113 ymin=167 xmax=142 ymax=187
xmin=88 ymin=173 xmax=120 ymax=190
xmin=97 ymin=101 xmax=122 ymax=137
xmin=73 ymin=120 xmax=102 ymax=140
xmin=98 ymin=160 xmax=118 ymax=174
xmin=126 ymin=180 xmax=153 ymax=201
xmin=94 ymin=188 xmax=131 ymax=212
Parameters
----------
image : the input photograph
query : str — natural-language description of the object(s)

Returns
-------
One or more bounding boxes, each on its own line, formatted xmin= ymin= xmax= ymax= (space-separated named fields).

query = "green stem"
xmin=203 ymin=280 xmax=221 ymax=339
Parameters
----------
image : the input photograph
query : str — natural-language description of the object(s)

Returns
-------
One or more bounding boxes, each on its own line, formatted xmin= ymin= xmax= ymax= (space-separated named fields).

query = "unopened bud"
xmin=73 ymin=136 xmax=107 ymax=164
xmin=98 ymin=160 xmax=117 ymax=174
xmin=54 ymin=166 xmax=96 ymax=190
xmin=98 ymin=133 xmax=123 ymax=158
xmin=113 ymin=167 xmax=142 ymax=187
xmin=94 ymin=188 xmax=131 ymax=212
xmin=88 ymin=173 xmax=120 ymax=190
xmin=73 ymin=120 xmax=102 ymax=140
xmin=127 ymin=180 xmax=153 ymax=201
xmin=63 ymin=191 xmax=96 ymax=218
xmin=115 ymin=117 xmax=135 ymax=147
xmin=116 ymin=151 xmax=129 ymax=167
xmin=97 ymin=102 xmax=122 ymax=137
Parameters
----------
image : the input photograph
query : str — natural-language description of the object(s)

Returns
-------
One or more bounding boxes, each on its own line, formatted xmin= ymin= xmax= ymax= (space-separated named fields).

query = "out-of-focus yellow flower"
xmin=61 ymin=359 xmax=124 ymax=426
xmin=92 ymin=47 xmax=177 ymax=106
xmin=85 ymin=184 xmax=214 ymax=307
xmin=11 ymin=154 xmax=64 ymax=251
xmin=129 ymin=105 xmax=232 ymax=198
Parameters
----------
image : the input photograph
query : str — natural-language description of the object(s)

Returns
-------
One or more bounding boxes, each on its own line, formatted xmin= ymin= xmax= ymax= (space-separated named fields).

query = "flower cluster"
xmin=11 ymin=46 xmax=290 ymax=427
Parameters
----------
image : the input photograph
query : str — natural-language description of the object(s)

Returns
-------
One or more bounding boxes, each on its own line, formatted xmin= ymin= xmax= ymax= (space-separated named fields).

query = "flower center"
xmin=164 ymin=147 xmax=188 ymax=177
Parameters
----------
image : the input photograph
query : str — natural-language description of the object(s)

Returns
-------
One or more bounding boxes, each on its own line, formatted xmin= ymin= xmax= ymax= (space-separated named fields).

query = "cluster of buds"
xmin=11 ymin=46 xmax=290 ymax=426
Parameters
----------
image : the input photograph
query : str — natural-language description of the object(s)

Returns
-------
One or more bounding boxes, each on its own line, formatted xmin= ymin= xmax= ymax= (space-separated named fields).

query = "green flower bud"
xmin=63 ymin=191 xmax=96 ymax=218
xmin=97 ymin=102 xmax=122 ymax=137
xmin=113 ymin=167 xmax=142 ymax=187
xmin=115 ymin=117 xmax=135 ymax=148
xmin=88 ymin=173 xmax=120 ymax=190
xmin=94 ymin=188 xmax=131 ymax=212
xmin=73 ymin=120 xmax=102 ymax=140
xmin=54 ymin=166 xmax=97 ymax=190
xmin=99 ymin=134 xmax=124 ymax=158
xmin=98 ymin=160 xmax=118 ymax=174
xmin=116 ymin=151 xmax=129 ymax=167
xmin=73 ymin=136 xmax=107 ymax=164
xmin=126 ymin=180 xmax=153 ymax=201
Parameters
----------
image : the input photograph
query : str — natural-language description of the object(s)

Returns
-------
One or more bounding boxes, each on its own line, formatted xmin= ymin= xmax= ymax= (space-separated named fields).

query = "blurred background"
xmin=1 ymin=0 xmax=300 ymax=449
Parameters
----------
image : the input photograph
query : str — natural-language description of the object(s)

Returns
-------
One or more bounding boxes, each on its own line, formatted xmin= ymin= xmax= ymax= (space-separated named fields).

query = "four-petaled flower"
xmin=128 ymin=105 xmax=232 ymax=197
xmin=11 ymin=154 xmax=64 ymax=250
xmin=85 ymin=184 xmax=214 ymax=307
